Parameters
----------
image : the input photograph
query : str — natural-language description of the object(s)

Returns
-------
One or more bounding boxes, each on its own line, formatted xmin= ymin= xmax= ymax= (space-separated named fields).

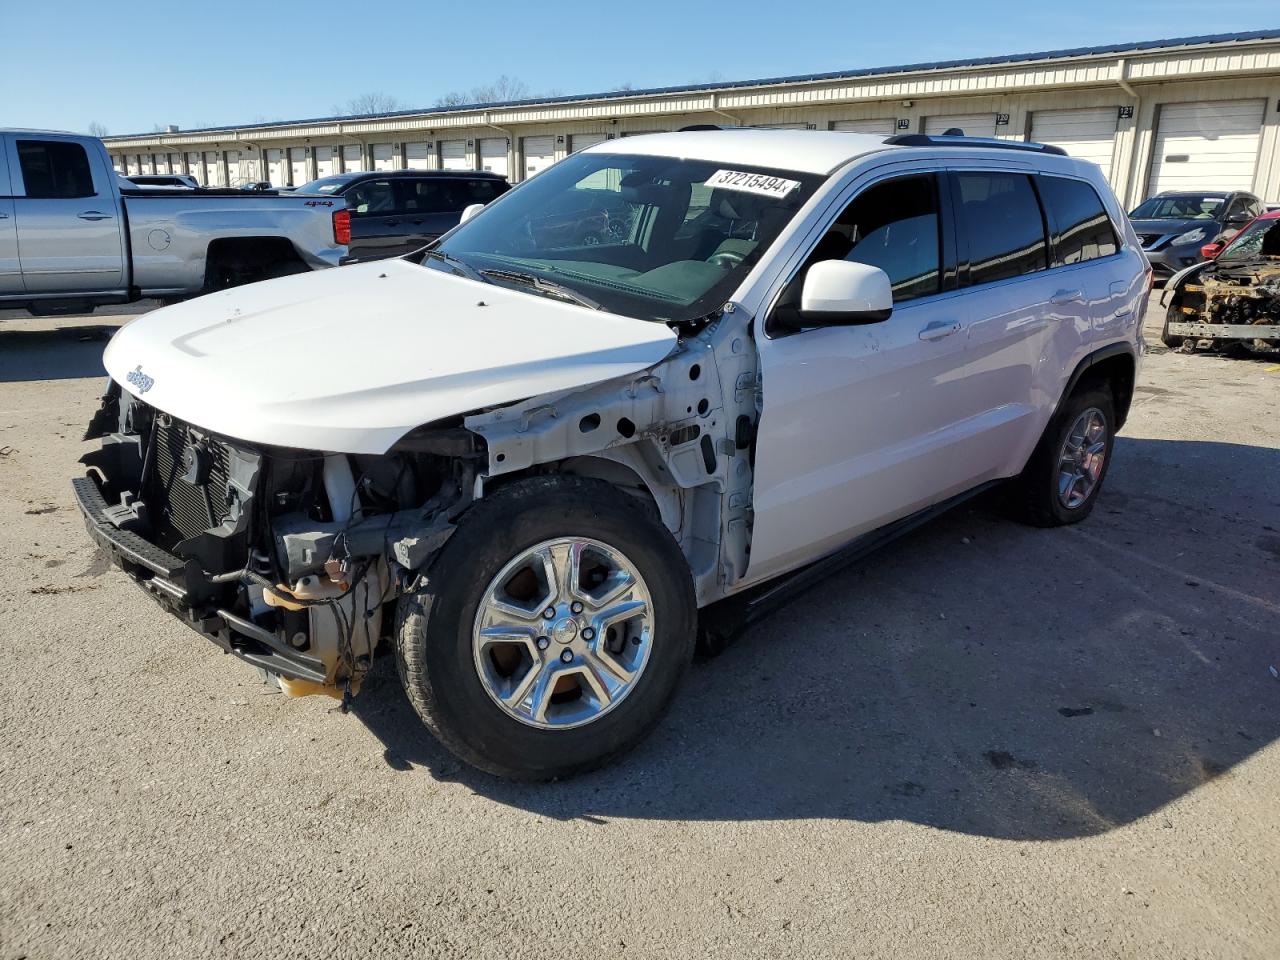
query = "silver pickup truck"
xmin=0 ymin=130 xmax=348 ymax=314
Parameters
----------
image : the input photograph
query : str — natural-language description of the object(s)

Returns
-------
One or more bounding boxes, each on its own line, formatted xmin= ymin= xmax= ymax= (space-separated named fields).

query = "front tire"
xmin=1013 ymin=385 xmax=1116 ymax=527
xmin=395 ymin=476 xmax=696 ymax=780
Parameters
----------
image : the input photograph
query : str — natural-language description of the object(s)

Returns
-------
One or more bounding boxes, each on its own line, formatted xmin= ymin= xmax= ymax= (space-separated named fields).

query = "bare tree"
xmin=436 ymin=75 xmax=531 ymax=108
xmin=616 ymin=82 xmax=635 ymax=92
xmin=87 ymin=121 xmax=109 ymax=138
xmin=335 ymin=92 xmax=405 ymax=116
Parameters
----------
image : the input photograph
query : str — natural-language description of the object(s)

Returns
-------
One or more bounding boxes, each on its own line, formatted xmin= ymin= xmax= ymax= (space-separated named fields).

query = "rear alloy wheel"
xmin=396 ymin=477 xmax=696 ymax=780
xmin=1013 ymin=385 xmax=1116 ymax=527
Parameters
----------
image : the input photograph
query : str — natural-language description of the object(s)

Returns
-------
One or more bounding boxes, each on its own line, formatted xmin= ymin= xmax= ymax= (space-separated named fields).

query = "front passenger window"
xmin=802 ymin=174 xmax=942 ymax=302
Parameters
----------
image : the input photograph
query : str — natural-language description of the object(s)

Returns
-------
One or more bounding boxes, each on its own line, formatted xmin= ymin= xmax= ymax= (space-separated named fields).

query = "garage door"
xmin=168 ymin=153 xmax=181 ymax=174
xmin=405 ymin=142 xmax=430 ymax=170
xmin=832 ymin=118 xmax=896 ymax=136
xmin=265 ymin=149 xmax=285 ymax=186
xmin=205 ymin=152 xmax=224 ymax=187
xmin=1147 ymin=99 xmax=1266 ymax=195
xmin=342 ymin=144 xmax=364 ymax=173
xmin=925 ymin=114 xmax=997 ymax=138
xmin=440 ymin=140 xmax=468 ymax=171
xmin=226 ymin=150 xmax=242 ymax=185
xmin=523 ymin=136 xmax=555 ymax=179
xmin=1029 ymin=107 xmax=1118 ymax=175
xmin=314 ymin=146 xmax=337 ymax=178
xmin=570 ymin=133 xmax=607 ymax=153
xmin=479 ymin=138 xmax=509 ymax=178
xmin=372 ymin=143 xmax=395 ymax=172
xmin=187 ymin=153 xmax=204 ymax=184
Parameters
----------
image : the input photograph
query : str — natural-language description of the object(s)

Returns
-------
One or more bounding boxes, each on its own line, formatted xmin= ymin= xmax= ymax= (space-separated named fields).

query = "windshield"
xmin=1129 ymin=195 xmax=1225 ymax=220
xmin=428 ymin=152 xmax=825 ymax=323
xmin=1219 ymin=217 xmax=1280 ymax=261
xmin=295 ymin=175 xmax=355 ymax=195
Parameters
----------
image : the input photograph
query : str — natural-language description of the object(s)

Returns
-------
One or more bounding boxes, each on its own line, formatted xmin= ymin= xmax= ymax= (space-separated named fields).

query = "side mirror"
xmin=798 ymin=260 xmax=893 ymax=325
xmin=1226 ymin=211 xmax=1252 ymax=225
xmin=460 ymin=202 xmax=485 ymax=224
xmin=1200 ymin=241 xmax=1225 ymax=259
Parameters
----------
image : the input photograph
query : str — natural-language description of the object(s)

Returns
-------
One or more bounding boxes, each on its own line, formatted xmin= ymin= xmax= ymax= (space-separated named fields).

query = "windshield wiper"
xmin=479 ymin=269 xmax=604 ymax=311
xmin=421 ymin=249 xmax=486 ymax=283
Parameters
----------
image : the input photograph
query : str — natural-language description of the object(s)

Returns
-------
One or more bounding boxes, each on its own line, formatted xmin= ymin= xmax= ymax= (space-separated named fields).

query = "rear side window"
xmin=1036 ymin=176 xmax=1119 ymax=266
xmin=464 ymin=179 xmax=506 ymax=205
xmin=952 ymin=172 xmax=1047 ymax=285
xmin=17 ymin=140 xmax=96 ymax=199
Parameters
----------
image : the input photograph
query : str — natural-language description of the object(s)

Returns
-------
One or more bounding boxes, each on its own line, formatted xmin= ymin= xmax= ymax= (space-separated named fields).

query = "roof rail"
xmin=883 ymin=133 xmax=1068 ymax=156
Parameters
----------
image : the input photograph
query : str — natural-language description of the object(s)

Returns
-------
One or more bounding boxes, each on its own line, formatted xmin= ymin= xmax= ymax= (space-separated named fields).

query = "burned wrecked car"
xmin=1162 ymin=209 xmax=1280 ymax=353
xmin=75 ymin=130 xmax=1147 ymax=780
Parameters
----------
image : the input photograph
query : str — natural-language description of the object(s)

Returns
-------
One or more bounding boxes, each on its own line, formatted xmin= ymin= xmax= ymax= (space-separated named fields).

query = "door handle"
xmin=77 ymin=211 xmax=112 ymax=221
xmin=383 ymin=218 xmax=399 ymax=225
xmin=411 ymin=219 xmax=424 ymax=225
xmin=918 ymin=320 xmax=962 ymax=341
xmin=0 ymin=212 xmax=8 ymax=219
xmin=1050 ymin=288 xmax=1084 ymax=305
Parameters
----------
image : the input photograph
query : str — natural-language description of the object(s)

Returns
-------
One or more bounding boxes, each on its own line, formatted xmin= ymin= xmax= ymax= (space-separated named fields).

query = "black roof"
xmin=110 ymin=29 xmax=1280 ymax=140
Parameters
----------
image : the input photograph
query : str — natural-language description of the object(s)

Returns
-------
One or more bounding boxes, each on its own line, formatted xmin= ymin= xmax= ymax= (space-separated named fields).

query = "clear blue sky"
xmin=3 ymin=0 xmax=1276 ymax=136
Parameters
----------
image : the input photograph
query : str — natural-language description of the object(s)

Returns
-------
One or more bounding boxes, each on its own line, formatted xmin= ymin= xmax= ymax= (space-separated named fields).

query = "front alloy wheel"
xmin=396 ymin=476 xmax=696 ymax=780
xmin=473 ymin=537 xmax=654 ymax=729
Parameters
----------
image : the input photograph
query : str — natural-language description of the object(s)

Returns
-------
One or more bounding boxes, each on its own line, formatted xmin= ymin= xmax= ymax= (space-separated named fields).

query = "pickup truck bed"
xmin=1 ymin=130 xmax=347 ymax=314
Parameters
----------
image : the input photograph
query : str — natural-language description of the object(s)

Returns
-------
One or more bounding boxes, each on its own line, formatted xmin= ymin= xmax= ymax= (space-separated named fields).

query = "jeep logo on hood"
xmin=126 ymin=365 xmax=155 ymax=394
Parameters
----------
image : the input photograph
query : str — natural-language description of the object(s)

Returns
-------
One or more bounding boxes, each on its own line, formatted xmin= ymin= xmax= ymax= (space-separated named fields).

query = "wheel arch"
xmin=1060 ymin=342 xmax=1137 ymax=430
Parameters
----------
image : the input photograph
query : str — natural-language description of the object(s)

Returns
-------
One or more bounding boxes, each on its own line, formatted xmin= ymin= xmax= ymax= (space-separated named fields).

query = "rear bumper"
xmin=72 ymin=473 xmax=326 ymax=683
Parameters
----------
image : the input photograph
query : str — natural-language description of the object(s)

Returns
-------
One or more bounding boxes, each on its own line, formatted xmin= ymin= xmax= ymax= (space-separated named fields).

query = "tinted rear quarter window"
xmin=18 ymin=140 xmax=96 ymax=199
xmin=1036 ymin=175 xmax=1119 ymax=266
xmin=464 ymin=179 xmax=506 ymax=205
xmin=953 ymin=172 xmax=1047 ymax=285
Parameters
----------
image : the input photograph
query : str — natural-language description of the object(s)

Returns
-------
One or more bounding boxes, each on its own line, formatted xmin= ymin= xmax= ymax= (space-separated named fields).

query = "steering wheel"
xmin=708 ymin=250 xmax=746 ymax=269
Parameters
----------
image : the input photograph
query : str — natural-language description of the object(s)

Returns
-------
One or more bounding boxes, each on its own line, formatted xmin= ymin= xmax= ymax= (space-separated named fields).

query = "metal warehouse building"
xmin=104 ymin=30 xmax=1280 ymax=206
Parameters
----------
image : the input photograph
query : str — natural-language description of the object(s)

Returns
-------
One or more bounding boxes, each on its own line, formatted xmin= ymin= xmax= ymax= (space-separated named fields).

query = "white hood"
xmin=104 ymin=259 xmax=677 ymax=454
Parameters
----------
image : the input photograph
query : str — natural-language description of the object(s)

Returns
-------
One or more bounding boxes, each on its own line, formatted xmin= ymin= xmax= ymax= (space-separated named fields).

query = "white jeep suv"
xmin=75 ymin=129 xmax=1148 ymax=779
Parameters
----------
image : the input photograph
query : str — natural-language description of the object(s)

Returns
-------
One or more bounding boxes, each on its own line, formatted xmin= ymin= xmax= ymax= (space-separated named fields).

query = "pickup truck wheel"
xmin=1013 ymin=385 xmax=1116 ymax=527
xmin=395 ymin=477 xmax=696 ymax=780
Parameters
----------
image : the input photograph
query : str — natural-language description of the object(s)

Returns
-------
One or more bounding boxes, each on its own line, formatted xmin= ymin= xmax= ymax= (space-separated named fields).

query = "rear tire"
xmin=1013 ymin=385 xmax=1116 ymax=527
xmin=395 ymin=476 xmax=696 ymax=780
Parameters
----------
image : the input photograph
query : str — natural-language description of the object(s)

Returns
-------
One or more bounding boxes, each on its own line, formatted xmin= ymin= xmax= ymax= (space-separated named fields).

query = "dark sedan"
xmin=295 ymin=170 xmax=509 ymax=261
xmin=1129 ymin=190 xmax=1265 ymax=277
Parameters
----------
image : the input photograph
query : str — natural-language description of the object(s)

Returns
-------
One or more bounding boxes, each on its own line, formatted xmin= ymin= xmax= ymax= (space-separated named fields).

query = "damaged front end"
xmin=1167 ymin=222 xmax=1280 ymax=352
xmin=75 ymin=382 xmax=478 ymax=700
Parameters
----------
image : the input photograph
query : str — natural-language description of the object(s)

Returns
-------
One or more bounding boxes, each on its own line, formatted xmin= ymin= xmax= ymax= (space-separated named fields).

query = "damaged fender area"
xmin=465 ymin=306 xmax=760 ymax=607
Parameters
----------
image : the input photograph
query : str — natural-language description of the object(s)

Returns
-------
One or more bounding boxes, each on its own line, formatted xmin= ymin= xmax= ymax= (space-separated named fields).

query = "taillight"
xmin=333 ymin=209 xmax=351 ymax=246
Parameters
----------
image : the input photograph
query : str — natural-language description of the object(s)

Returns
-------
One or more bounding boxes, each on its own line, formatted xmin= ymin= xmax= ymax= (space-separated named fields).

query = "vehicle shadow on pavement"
xmin=0 ymin=325 xmax=117 ymax=383
xmin=357 ymin=434 xmax=1280 ymax=841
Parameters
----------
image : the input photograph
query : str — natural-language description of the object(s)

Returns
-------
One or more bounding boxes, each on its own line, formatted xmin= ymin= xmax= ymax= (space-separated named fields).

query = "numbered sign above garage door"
xmin=832 ymin=118 xmax=896 ymax=136
xmin=1029 ymin=107 xmax=1119 ymax=178
xmin=440 ymin=140 xmax=468 ymax=171
xmin=1148 ymin=100 xmax=1266 ymax=195
xmin=925 ymin=114 xmax=997 ymax=138
xmin=523 ymin=136 xmax=556 ymax=179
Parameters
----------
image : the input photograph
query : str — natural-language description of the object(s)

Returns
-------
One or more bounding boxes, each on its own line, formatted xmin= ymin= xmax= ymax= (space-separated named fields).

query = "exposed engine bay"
xmin=1165 ymin=220 xmax=1280 ymax=352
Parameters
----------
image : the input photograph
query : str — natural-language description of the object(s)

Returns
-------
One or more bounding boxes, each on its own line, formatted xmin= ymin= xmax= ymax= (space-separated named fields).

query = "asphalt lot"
xmin=1 ymin=293 xmax=1278 ymax=960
